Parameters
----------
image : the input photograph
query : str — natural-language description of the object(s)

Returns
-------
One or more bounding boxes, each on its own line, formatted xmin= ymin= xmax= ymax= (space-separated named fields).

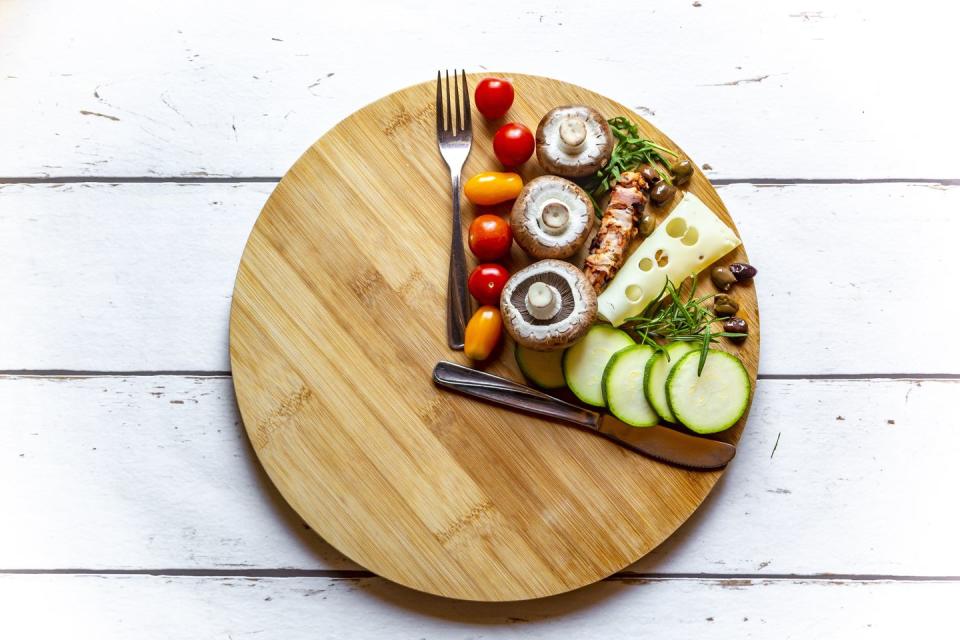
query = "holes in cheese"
xmin=666 ymin=218 xmax=687 ymax=238
xmin=596 ymin=192 xmax=742 ymax=326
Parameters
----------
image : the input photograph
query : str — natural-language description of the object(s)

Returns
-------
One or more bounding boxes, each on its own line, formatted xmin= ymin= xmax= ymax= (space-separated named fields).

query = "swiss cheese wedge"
xmin=597 ymin=192 xmax=741 ymax=326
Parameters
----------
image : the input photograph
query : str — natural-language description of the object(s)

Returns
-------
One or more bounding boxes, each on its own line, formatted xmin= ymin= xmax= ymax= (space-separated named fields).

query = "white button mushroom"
xmin=500 ymin=259 xmax=598 ymax=351
xmin=535 ymin=105 xmax=614 ymax=179
xmin=510 ymin=176 xmax=594 ymax=259
xmin=525 ymin=281 xmax=562 ymax=320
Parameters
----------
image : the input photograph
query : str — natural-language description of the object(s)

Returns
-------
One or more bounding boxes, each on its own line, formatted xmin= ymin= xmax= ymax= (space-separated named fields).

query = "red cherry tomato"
xmin=474 ymin=78 xmax=514 ymax=119
xmin=468 ymin=263 xmax=510 ymax=306
xmin=468 ymin=214 xmax=512 ymax=261
xmin=493 ymin=123 xmax=535 ymax=167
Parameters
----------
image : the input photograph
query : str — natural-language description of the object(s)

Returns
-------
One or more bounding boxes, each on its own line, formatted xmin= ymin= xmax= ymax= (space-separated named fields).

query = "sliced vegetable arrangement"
xmin=562 ymin=325 xmax=633 ymax=407
xmin=515 ymin=345 xmax=565 ymax=389
xmin=453 ymin=76 xmax=756 ymax=436
xmin=667 ymin=350 xmax=750 ymax=434
xmin=643 ymin=342 xmax=697 ymax=423
xmin=602 ymin=344 xmax=659 ymax=427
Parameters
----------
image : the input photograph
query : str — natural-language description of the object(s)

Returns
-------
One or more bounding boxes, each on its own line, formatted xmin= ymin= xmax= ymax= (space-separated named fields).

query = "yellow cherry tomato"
xmin=464 ymin=305 xmax=503 ymax=360
xmin=463 ymin=171 xmax=523 ymax=206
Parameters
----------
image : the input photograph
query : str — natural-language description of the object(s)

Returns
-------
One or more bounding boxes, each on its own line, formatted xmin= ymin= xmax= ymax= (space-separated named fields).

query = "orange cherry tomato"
xmin=464 ymin=305 xmax=502 ymax=360
xmin=463 ymin=171 xmax=523 ymax=206
xmin=468 ymin=214 xmax=512 ymax=261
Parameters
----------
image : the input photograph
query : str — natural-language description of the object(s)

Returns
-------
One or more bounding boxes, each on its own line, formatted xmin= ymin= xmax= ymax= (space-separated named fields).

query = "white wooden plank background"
xmin=3 ymin=375 xmax=957 ymax=576
xmin=1 ymin=0 xmax=956 ymax=636
xmin=1 ymin=181 xmax=955 ymax=373
xmin=1 ymin=0 xmax=959 ymax=180
xmin=2 ymin=575 xmax=957 ymax=639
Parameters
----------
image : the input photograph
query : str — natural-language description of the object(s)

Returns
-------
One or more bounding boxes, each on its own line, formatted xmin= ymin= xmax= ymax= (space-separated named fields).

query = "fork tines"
xmin=436 ymin=70 xmax=471 ymax=138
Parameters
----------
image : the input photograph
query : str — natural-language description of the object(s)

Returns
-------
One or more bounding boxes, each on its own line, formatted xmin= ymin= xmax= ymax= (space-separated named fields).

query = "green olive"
xmin=672 ymin=159 xmax=694 ymax=186
xmin=711 ymin=265 xmax=737 ymax=291
xmin=638 ymin=164 xmax=660 ymax=184
xmin=713 ymin=294 xmax=739 ymax=316
xmin=650 ymin=181 xmax=676 ymax=205
xmin=638 ymin=213 xmax=656 ymax=236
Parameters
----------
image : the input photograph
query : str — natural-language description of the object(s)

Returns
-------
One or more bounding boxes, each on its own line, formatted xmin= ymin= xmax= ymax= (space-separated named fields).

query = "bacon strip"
xmin=584 ymin=171 xmax=649 ymax=293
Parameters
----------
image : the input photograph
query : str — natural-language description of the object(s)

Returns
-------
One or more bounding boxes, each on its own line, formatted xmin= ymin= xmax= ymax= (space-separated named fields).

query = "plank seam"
xmin=0 ymin=569 xmax=957 ymax=582
xmin=0 ymin=370 xmax=233 ymax=377
xmin=1 ymin=177 xmax=959 ymax=186
xmin=1 ymin=371 xmax=957 ymax=380
xmin=0 ymin=177 xmax=282 ymax=184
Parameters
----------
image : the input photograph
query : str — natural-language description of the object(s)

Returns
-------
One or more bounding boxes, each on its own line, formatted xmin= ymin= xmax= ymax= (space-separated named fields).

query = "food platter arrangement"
xmin=230 ymin=73 xmax=760 ymax=601
xmin=451 ymin=78 xmax=757 ymax=440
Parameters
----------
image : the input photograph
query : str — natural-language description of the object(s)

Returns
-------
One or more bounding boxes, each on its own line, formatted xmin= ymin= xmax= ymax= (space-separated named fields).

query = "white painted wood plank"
xmin=0 ymin=182 xmax=269 ymax=372
xmin=3 ymin=375 xmax=957 ymax=576
xmin=0 ymin=374 xmax=351 ymax=570
xmin=1 ymin=182 xmax=954 ymax=373
xmin=1 ymin=574 xmax=955 ymax=639
xmin=1 ymin=0 xmax=958 ymax=179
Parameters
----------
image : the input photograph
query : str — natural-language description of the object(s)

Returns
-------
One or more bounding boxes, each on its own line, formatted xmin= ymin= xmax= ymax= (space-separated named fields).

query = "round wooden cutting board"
xmin=230 ymin=73 xmax=759 ymax=601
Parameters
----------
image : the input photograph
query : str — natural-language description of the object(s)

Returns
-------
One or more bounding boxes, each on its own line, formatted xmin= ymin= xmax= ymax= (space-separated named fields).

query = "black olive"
xmin=711 ymin=266 xmax=737 ymax=291
xmin=722 ymin=317 xmax=748 ymax=338
xmin=672 ymin=159 xmax=694 ymax=186
xmin=729 ymin=263 xmax=758 ymax=282
xmin=638 ymin=164 xmax=660 ymax=184
xmin=713 ymin=294 xmax=739 ymax=316
xmin=650 ymin=181 xmax=676 ymax=205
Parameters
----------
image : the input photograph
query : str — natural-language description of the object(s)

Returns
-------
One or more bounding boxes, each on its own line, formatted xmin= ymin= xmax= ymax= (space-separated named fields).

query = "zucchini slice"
xmin=666 ymin=349 xmax=751 ymax=434
xmin=643 ymin=341 xmax=698 ymax=423
xmin=602 ymin=344 xmax=659 ymax=427
xmin=562 ymin=326 xmax=634 ymax=407
xmin=515 ymin=345 xmax=566 ymax=389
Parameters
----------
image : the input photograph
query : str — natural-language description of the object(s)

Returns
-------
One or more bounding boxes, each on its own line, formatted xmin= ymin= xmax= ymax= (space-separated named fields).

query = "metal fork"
xmin=435 ymin=70 xmax=472 ymax=350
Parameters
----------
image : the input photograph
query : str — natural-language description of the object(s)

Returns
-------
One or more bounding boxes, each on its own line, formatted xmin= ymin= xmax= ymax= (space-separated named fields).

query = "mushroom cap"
xmin=500 ymin=259 xmax=598 ymax=351
xmin=510 ymin=176 xmax=594 ymax=259
xmin=535 ymin=105 xmax=613 ymax=179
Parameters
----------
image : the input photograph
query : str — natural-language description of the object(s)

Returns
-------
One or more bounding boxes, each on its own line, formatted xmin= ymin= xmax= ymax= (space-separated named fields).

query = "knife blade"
xmin=432 ymin=361 xmax=735 ymax=470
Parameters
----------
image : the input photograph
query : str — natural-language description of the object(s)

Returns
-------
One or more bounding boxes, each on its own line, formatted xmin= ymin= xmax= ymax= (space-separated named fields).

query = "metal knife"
xmin=432 ymin=361 xmax=735 ymax=470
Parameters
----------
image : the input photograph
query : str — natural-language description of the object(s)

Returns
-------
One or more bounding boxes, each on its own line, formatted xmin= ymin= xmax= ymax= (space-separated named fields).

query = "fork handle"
xmin=446 ymin=173 xmax=469 ymax=350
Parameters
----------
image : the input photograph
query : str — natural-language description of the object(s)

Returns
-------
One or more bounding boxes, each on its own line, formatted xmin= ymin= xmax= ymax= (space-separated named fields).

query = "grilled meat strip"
xmin=584 ymin=171 xmax=650 ymax=293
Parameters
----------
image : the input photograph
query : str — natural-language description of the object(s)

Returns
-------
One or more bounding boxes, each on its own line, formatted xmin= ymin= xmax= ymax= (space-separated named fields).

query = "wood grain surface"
xmin=229 ymin=74 xmax=759 ymax=600
xmin=3 ymin=0 xmax=958 ymax=635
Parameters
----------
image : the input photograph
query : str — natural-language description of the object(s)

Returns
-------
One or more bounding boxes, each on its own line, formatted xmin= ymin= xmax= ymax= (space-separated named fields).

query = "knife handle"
xmin=432 ymin=361 xmax=599 ymax=430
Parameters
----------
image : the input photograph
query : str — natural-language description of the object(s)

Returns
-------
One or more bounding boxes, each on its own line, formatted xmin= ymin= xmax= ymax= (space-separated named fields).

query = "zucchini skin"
xmin=643 ymin=342 xmax=697 ymax=424
xmin=666 ymin=349 xmax=750 ymax=434
xmin=515 ymin=345 xmax=566 ymax=390
xmin=602 ymin=344 xmax=659 ymax=427
xmin=562 ymin=326 xmax=634 ymax=407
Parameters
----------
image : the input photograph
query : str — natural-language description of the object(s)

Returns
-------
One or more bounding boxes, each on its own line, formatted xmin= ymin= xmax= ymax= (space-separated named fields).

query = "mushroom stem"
xmin=558 ymin=117 xmax=587 ymax=153
xmin=525 ymin=282 xmax=561 ymax=320
xmin=538 ymin=199 xmax=570 ymax=236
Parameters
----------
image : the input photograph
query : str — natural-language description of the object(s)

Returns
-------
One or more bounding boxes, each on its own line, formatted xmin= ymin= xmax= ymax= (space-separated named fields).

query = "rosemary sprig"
xmin=620 ymin=276 xmax=746 ymax=375
xmin=583 ymin=116 xmax=678 ymax=216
